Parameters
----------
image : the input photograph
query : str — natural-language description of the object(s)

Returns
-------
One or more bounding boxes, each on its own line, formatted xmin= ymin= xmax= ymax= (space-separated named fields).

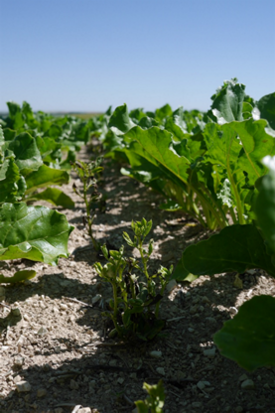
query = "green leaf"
xmin=0 ymin=203 xmax=74 ymax=265
xmin=172 ymin=255 xmax=198 ymax=282
xmin=122 ymin=310 xmax=131 ymax=327
xmin=254 ymin=164 xmax=275 ymax=256
xmin=134 ymin=401 xmax=149 ymax=413
xmin=182 ymin=224 xmax=275 ymax=277
xmin=214 ymin=295 xmax=275 ymax=371
xmin=0 ymin=157 xmax=24 ymax=203
xmin=0 ymin=270 xmax=36 ymax=284
xmin=108 ymin=104 xmax=136 ymax=135
xmin=155 ymin=104 xmax=173 ymax=122
xmin=226 ymin=119 xmax=275 ymax=186
xmin=203 ymin=119 xmax=275 ymax=222
xmin=8 ymin=132 xmax=43 ymax=172
xmin=257 ymin=92 xmax=275 ymax=130
xmin=7 ymin=102 xmax=25 ymax=129
xmin=211 ymin=78 xmax=245 ymax=123
xmin=25 ymin=188 xmax=74 ymax=208
xmin=124 ymin=126 xmax=190 ymax=186
xmin=25 ymin=164 xmax=69 ymax=192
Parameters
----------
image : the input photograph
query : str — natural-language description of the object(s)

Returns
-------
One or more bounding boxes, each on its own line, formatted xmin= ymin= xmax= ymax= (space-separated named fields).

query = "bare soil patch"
xmin=1 ymin=146 xmax=275 ymax=413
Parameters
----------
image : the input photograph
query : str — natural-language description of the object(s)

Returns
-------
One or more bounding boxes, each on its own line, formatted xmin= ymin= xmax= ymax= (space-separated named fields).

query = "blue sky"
xmin=0 ymin=0 xmax=274 ymax=113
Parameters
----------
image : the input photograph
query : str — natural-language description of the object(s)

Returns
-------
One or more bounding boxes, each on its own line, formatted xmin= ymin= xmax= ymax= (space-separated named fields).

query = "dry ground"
xmin=1 ymin=145 xmax=275 ymax=413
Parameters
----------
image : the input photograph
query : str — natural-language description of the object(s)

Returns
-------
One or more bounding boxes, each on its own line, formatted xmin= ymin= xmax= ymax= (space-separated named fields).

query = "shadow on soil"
xmin=2 ymin=270 xmax=274 ymax=413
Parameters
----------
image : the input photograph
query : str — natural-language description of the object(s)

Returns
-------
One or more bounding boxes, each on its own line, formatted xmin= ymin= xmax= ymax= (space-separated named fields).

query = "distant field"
xmin=0 ymin=112 xmax=103 ymax=119
xmin=69 ymin=112 xmax=103 ymax=119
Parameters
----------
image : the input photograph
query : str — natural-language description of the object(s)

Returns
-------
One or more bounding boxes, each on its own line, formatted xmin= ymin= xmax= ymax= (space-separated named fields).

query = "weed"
xmin=94 ymin=218 xmax=173 ymax=341
xmin=72 ymin=158 xmax=103 ymax=251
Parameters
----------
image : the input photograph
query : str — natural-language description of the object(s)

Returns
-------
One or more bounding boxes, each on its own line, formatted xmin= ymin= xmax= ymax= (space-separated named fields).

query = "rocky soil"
xmin=1 ymin=145 xmax=275 ymax=413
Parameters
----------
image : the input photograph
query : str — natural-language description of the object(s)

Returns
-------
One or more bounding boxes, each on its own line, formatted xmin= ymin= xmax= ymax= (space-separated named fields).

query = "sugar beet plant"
xmin=104 ymin=79 xmax=275 ymax=233
xmin=0 ymin=101 xmax=95 ymax=283
xmin=94 ymin=218 xmax=173 ymax=341
xmin=72 ymin=158 xmax=104 ymax=251
xmin=175 ymin=155 xmax=275 ymax=371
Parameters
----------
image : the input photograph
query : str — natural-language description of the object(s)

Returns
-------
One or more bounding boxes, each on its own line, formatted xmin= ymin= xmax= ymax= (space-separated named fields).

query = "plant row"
xmin=0 ymin=101 xmax=95 ymax=279
xmin=1 ymin=79 xmax=275 ymax=378
xmin=93 ymin=79 xmax=275 ymax=373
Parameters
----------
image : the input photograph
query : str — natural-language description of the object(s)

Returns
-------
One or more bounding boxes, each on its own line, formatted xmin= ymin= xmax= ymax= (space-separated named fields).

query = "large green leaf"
xmin=0 ymin=270 xmax=36 ymax=284
xmin=155 ymin=104 xmax=173 ymax=122
xmin=254 ymin=156 xmax=275 ymax=256
xmin=26 ymin=188 xmax=74 ymax=208
xmin=0 ymin=203 xmax=73 ymax=265
xmin=0 ymin=157 xmax=24 ymax=203
xmin=124 ymin=126 xmax=190 ymax=185
xmin=171 ymin=256 xmax=197 ymax=282
xmin=257 ymin=92 xmax=275 ymax=130
xmin=108 ymin=104 xmax=136 ymax=135
xmin=6 ymin=102 xmax=25 ymax=130
xmin=8 ymin=132 xmax=43 ymax=172
xmin=181 ymin=224 xmax=275 ymax=277
xmin=25 ymin=164 xmax=69 ymax=192
xmin=227 ymin=119 xmax=275 ymax=186
xmin=214 ymin=296 xmax=275 ymax=371
xmin=203 ymin=119 xmax=275 ymax=223
xmin=211 ymin=78 xmax=245 ymax=123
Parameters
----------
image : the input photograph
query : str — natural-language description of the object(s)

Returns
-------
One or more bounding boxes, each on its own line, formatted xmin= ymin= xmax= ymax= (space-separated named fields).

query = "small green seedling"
xmin=94 ymin=218 xmax=173 ymax=341
xmin=134 ymin=380 xmax=165 ymax=413
xmin=72 ymin=158 xmax=103 ymax=251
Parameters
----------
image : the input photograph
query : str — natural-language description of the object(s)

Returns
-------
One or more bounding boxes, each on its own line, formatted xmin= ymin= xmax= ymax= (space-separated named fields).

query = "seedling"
xmin=134 ymin=380 xmax=165 ymax=413
xmin=94 ymin=218 xmax=173 ymax=341
xmin=72 ymin=158 xmax=103 ymax=251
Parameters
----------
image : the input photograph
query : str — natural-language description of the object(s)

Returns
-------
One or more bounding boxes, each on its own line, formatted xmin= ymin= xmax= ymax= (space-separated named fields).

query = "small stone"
xmin=241 ymin=379 xmax=255 ymax=389
xmin=117 ymin=377 xmax=125 ymax=384
xmin=15 ymin=380 xmax=32 ymax=392
xmin=238 ymin=374 xmax=248 ymax=382
xmin=166 ymin=280 xmax=178 ymax=293
xmin=246 ymin=269 xmax=256 ymax=274
xmin=37 ymin=327 xmax=48 ymax=336
xmin=14 ymin=375 xmax=22 ymax=383
xmin=92 ymin=294 xmax=102 ymax=305
xmin=37 ymin=388 xmax=47 ymax=398
xmin=13 ymin=356 xmax=24 ymax=368
xmin=203 ymin=348 xmax=216 ymax=357
xmin=197 ymin=381 xmax=205 ymax=390
xmin=192 ymin=402 xmax=202 ymax=408
xmin=149 ymin=351 xmax=162 ymax=358
xmin=188 ymin=327 xmax=194 ymax=332
xmin=156 ymin=367 xmax=165 ymax=376
xmin=59 ymin=280 xmax=71 ymax=288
